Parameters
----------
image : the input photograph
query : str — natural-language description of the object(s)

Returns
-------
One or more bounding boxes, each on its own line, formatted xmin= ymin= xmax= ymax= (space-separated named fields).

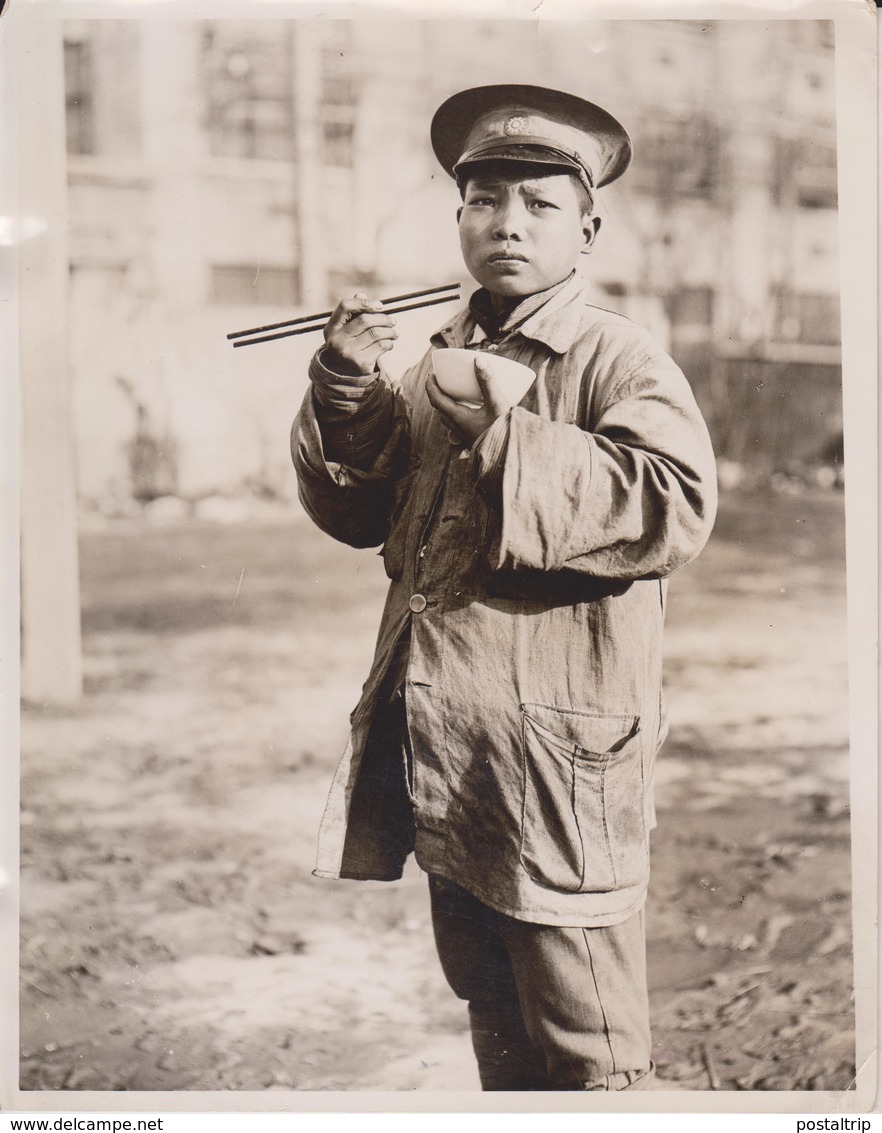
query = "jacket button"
xmin=409 ymin=593 xmax=428 ymax=613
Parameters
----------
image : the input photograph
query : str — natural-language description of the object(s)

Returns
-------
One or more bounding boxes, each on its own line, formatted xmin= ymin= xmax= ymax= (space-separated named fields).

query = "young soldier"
xmin=292 ymin=85 xmax=717 ymax=1091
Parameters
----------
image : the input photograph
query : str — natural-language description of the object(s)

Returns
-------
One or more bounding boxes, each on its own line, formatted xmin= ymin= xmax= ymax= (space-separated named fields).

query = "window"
xmin=773 ymin=290 xmax=840 ymax=346
xmin=773 ymin=138 xmax=838 ymax=210
xmin=795 ymin=141 xmax=838 ymax=210
xmin=668 ymin=288 xmax=714 ymax=383
xmin=789 ymin=21 xmax=835 ymax=50
xmin=629 ymin=115 xmax=719 ymax=200
xmin=668 ymin=287 xmax=714 ymax=329
xmin=322 ymin=113 xmax=355 ymax=167
xmin=202 ymin=23 xmax=294 ymax=161
xmin=211 ymin=264 xmax=299 ymax=307
xmin=320 ymin=32 xmax=358 ymax=168
xmin=64 ymin=37 xmax=95 ymax=155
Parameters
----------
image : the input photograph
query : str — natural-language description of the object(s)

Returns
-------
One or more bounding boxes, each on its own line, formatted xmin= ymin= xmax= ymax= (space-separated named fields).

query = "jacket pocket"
xmin=519 ymin=704 xmax=647 ymax=894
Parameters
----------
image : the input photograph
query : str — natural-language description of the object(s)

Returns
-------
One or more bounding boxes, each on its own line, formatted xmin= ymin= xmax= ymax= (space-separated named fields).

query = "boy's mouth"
xmin=488 ymin=251 xmax=529 ymax=264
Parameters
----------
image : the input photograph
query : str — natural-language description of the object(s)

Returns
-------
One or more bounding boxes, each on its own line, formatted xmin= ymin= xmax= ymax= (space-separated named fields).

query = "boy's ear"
xmin=581 ymin=214 xmax=601 ymax=255
xmin=456 ymin=205 xmax=463 ymax=224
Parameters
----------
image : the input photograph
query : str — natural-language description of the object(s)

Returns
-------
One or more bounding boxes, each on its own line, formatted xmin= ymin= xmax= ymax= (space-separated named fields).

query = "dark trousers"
xmin=429 ymin=875 xmax=655 ymax=1091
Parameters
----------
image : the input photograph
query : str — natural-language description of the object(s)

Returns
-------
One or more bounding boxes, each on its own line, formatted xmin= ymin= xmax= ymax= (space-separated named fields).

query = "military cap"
xmin=431 ymin=83 xmax=632 ymax=192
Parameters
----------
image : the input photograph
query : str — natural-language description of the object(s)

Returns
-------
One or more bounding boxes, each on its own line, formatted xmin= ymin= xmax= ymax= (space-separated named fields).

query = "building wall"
xmin=62 ymin=18 xmax=841 ymax=508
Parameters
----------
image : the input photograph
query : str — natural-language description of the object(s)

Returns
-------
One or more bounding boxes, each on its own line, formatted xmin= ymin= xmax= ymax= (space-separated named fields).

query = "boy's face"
xmin=457 ymin=167 xmax=600 ymax=301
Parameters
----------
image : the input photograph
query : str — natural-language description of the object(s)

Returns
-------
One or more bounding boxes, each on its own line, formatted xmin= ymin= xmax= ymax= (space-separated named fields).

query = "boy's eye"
xmin=529 ymin=199 xmax=557 ymax=210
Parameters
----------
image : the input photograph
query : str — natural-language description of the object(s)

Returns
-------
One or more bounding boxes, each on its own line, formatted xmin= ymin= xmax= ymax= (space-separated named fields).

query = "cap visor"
xmin=454 ymin=145 xmax=582 ymax=177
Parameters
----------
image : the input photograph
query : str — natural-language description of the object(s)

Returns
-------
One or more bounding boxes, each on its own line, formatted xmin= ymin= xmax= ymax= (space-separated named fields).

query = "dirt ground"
xmin=19 ymin=487 xmax=856 ymax=1095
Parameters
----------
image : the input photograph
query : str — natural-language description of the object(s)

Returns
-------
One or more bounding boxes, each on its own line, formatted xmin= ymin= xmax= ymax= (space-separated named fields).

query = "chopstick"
xmin=230 ymin=287 xmax=464 ymax=344
xmin=227 ymin=281 xmax=461 ymax=342
xmin=231 ymin=291 xmax=461 ymax=348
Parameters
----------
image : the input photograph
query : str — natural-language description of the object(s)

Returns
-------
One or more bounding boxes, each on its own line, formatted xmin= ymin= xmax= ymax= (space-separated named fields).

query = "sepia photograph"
xmin=4 ymin=0 xmax=877 ymax=1115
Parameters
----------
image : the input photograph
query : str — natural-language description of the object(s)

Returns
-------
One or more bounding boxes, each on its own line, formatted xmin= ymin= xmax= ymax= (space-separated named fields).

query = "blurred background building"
xmin=61 ymin=18 xmax=841 ymax=512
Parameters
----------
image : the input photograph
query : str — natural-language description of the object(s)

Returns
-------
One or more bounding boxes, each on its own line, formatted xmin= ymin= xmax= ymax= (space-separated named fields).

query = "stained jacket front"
xmin=292 ymin=275 xmax=717 ymax=927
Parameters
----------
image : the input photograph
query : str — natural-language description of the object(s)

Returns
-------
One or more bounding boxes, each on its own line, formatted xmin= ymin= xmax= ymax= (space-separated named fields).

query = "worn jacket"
xmin=292 ymin=274 xmax=717 ymax=927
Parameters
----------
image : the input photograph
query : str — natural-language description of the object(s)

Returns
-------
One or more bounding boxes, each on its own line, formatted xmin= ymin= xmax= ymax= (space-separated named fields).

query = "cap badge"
xmin=503 ymin=115 xmax=530 ymax=136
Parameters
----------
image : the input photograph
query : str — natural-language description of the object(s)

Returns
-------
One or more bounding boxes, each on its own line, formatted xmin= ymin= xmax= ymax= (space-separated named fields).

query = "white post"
xmin=18 ymin=13 xmax=83 ymax=704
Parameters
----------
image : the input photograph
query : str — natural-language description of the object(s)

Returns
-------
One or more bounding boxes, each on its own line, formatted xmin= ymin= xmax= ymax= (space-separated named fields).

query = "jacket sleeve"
xmin=291 ymin=351 xmax=411 ymax=549
xmin=469 ymin=340 xmax=718 ymax=581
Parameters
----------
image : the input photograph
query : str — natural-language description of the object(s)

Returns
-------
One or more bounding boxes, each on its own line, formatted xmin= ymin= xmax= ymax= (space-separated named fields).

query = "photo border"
xmin=1 ymin=0 xmax=877 ymax=1116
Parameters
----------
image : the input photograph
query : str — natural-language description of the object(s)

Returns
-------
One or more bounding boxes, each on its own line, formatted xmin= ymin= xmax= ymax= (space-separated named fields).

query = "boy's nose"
xmin=492 ymin=202 xmax=525 ymax=240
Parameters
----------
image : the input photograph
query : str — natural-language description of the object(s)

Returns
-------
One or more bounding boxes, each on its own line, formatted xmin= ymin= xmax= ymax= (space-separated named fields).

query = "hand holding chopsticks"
xmin=228 ymin=281 xmax=461 ymax=348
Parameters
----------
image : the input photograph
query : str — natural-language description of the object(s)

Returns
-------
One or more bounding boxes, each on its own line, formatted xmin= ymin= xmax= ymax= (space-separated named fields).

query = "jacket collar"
xmin=431 ymin=272 xmax=591 ymax=356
